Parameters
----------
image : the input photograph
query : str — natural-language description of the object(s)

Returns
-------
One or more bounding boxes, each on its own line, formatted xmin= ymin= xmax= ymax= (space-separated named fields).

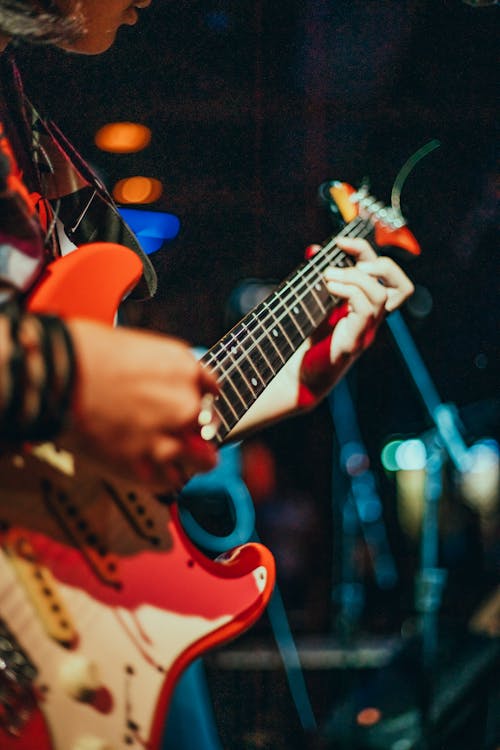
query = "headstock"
xmin=319 ymin=180 xmax=421 ymax=257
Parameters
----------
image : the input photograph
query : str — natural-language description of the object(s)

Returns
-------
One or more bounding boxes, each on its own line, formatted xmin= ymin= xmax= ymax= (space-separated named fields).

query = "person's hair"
xmin=0 ymin=1 xmax=85 ymax=45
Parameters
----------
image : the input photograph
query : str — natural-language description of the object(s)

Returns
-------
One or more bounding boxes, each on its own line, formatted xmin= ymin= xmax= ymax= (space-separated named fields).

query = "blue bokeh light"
xmin=118 ymin=207 xmax=181 ymax=254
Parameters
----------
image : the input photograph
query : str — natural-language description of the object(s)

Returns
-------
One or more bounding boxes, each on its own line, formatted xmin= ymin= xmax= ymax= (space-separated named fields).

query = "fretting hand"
xmin=227 ymin=235 xmax=414 ymax=439
xmin=298 ymin=236 xmax=414 ymax=406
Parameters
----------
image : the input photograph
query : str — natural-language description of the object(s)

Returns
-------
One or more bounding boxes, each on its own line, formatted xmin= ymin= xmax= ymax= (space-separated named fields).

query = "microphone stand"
xmin=328 ymin=376 xmax=398 ymax=641
xmin=384 ymin=310 xmax=472 ymax=746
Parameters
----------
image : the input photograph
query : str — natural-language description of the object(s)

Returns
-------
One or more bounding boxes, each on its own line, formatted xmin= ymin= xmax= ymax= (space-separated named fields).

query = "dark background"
xmin=14 ymin=1 xmax=499 ymax=744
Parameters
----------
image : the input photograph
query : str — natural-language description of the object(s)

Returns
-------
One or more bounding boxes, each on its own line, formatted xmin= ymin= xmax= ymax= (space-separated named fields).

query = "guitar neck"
xmin=201 ymin=215 xmax=373 ymax=441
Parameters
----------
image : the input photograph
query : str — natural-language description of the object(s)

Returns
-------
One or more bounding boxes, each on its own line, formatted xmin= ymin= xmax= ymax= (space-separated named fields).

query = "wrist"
xmin=0 ymin=305 xmax=76 ymax=443
xmin=297 ymin=302 xmax=351 ymax=409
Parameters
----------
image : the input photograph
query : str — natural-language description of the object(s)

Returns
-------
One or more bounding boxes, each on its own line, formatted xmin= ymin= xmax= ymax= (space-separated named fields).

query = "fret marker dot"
xmin=251 ymin=378 xmax=258 ymax=387
xmin=315 ymin=283 xmax=321 ymax=290
xmin=293 ymin=306 xmax=299 ymax=314
xmin=273 ymin=329 xmax=279 ymax=337
xmin=231 ymin=346 xmax=237 ymax=355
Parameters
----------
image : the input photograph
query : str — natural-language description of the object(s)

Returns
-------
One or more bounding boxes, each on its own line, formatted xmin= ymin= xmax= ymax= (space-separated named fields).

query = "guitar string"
xmin=203 ymin=215 xmax=370 ymax=390
xmin=202 ymin=219 xmax=363 ymax=385
xmin=203 ymin=220 xmax=374 ymax=438
xmin=205 ymin=218 xmax=370 ymax=430
xmin=207 ymin=216 xmax=368 ymax=379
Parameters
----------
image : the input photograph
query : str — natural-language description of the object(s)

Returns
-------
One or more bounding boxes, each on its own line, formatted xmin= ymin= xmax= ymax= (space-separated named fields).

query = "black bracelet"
xmin=56 ymin=317 xmax=76 ymax=421
xmin=1 ymin=303 xmax=25 ymax=435
xmin=26 ymin=315 xmax=76 ymax=442
xmin=0 ymin=308 xmax=76 ymax=443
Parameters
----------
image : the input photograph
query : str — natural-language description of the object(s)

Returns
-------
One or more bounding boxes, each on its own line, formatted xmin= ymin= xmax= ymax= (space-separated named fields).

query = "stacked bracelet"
xmin=0 ymin=304 xmax=76 ymax=443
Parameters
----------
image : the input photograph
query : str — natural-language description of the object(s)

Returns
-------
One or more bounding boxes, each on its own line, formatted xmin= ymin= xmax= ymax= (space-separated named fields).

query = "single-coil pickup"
xmin=42 ymin=480 xmax=122 ymax=589
xmin=103 ymin=482 xmax=162 ymax=547
xmin=3 ymin=533 xmax=77 ymax=647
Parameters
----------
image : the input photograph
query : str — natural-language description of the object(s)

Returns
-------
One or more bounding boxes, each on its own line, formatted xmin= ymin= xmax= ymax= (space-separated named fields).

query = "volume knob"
xmin=59 ymin=654 xmax=101 ymax=701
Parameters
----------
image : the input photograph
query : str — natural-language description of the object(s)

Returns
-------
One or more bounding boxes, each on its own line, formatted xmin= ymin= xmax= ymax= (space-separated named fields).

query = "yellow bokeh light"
xmin=95 ymin=122 xmax=152 ymax=153
xmin=113 ymin=176 xmax=163 ymax=204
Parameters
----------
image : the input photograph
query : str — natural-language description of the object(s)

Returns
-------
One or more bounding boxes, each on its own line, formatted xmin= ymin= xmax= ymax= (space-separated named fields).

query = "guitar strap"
xmin=1 ymin=55 xmax=157 ymax=301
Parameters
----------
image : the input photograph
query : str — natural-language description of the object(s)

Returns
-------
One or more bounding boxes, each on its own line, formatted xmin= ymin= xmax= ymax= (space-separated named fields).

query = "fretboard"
xmin=201 ymin=215 xmax=373 ymax=441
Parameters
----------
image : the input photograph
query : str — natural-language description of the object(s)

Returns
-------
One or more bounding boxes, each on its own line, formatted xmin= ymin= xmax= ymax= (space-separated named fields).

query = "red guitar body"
xmin=0 ymin=243 xmax=275 ymax=749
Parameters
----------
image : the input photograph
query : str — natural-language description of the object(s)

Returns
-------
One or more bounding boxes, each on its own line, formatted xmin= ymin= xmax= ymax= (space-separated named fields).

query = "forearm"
xmin=226 ymin=339 xmax=353 ymax=441
xmin=225 ymin=346 xmax=306 ymax=441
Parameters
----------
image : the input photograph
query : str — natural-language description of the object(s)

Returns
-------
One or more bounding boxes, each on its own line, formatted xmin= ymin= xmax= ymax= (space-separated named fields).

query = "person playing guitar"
xmin=0 ymin=0 xmax=413 ymax=492
xmin=0 ymin=2 xmax=414 ymax=748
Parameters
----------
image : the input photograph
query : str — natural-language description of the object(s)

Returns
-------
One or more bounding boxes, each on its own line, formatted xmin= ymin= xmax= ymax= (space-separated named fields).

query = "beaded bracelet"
xmin=0 ymin=304 xmax=76 ymax=443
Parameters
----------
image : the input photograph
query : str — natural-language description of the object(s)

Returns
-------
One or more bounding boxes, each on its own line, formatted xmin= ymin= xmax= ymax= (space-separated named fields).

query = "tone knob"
xmin=72 ymin=736 xmax=115 ymax=750
xmin=59 ymin=654 xmax=101 ymax=701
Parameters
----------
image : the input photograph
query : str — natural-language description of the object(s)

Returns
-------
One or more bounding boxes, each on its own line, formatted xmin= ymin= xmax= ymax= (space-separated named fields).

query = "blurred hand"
xmin=61 ymin=320 xmax=218 ymax=493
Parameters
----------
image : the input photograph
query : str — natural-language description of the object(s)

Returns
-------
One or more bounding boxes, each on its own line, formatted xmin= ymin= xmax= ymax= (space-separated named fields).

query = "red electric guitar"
xmin=0 ymin=182 xmax=419 ymax=749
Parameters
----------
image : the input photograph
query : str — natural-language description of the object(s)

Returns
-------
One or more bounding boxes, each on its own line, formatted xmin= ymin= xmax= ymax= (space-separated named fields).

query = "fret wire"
xmin=260 ymin=300 xmax=292 ymax=359
xmin=308 ymin=217 xmax=367 ymax=276
xmin=255 ymin=303 xmax=300 ymax=374
xmin=228 ymin=366 xmax=256 ymax=406
xmin=301 ymin=284 xmax=328 ymax=324
xmin=285 ymin=279 xmax=316 ymax=327
xmin=280 ymin=279 xmax=309 ymax=337
xmin=279 ymin=314 xmax=305 ymax=349
xmin=309 ymin=283 xmax=328 ymax=315
xmin=209 ymin=327 xmax=273 ymax=427
xmin=226 ymin=329 xmax=262 ymax=399
xmin=204 ymin=291 xmax=298 ymax=374
xmin=202 ymin=216 xmax=371 ymax=387
xmin=213 ymin=359 xmax=264 ymax=438
xmin=214 ymin=426 xmax=226 ymax=444
xmin=270 ymin=271 xmax=323 ymax=333
xmin=231 ymin=326 xmax=273 ymax=395
xmin=203 ymin=291 xmax=300 ymax=387
xmin=257 ymin=338 xmax=290 ymax=370
xmin=217 ymin=330 xmax=282 ymax=382
xmin=256 ymin=296 xmax=299 ymax=345
xmin=216 ymin=384 xmax=246 ymax=421
xmin=260 ymin=333 xmax=298 ymax=367
xmin=212 ymin=360 xmax=247 ymax=418
xmin=213 ymin=400 xmax=231 ymax=432
xmin=247 ymin=312 xmax=293 ymax=370
xmin=241 ymin=318 xmax=278 ymax=381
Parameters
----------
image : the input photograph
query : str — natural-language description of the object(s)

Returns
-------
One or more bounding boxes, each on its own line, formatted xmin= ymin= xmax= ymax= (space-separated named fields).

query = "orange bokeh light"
xmin=356 ymin=707 xmax=382 ymax=727
xmin=112 ymin=176 xmax=163 ymax=204
xmin=95 ymin=122 xmax=152 ymax=153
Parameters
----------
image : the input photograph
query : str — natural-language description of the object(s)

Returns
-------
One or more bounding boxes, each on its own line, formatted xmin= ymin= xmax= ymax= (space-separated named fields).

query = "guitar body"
xmin=1 ymin=711 xmax=53 ymax=750
xmin=0 ymin=243 xmax=275 ymax=749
